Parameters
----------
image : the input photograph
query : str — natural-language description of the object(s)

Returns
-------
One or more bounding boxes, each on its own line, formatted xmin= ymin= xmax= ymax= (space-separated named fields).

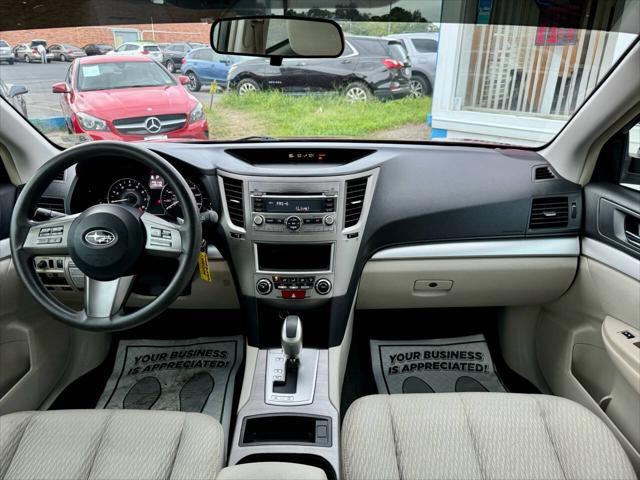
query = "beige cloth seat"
xmin=0 ymin=409 xmax=224 ymax=480
xmin=342 ymin=393 xmax=637 ymax=480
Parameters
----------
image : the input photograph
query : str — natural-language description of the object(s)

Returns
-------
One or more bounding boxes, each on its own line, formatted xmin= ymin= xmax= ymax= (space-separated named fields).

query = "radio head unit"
xmin=251 ymin=192 xmax=337 ymax=233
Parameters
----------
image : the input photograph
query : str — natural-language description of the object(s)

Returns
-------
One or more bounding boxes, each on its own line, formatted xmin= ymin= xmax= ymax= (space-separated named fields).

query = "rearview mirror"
xmin=177 ymin=75 xmax=189 ymax=85
xmin=211 ymin=16 xmax=344 ymax=59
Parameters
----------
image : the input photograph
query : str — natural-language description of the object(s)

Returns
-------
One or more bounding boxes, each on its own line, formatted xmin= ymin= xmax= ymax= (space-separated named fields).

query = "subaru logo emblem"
xmin=84 ymin=229 xmax=116 ymax=246
xmin=145 ymin=117 xmax=162 ymax=134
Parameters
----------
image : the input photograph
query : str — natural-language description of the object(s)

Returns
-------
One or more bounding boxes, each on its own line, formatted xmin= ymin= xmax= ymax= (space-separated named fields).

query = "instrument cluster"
xmin=70 ymin=168 xmax=211 ymax=221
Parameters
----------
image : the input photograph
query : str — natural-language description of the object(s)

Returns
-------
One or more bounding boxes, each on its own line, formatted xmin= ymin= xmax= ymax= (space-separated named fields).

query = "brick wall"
xmin=0 ymin=23 xmax=210 ymax=48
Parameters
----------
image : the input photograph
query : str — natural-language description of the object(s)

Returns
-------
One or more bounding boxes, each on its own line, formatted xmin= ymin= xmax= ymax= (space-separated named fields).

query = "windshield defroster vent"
xmin=534 ymin=166 xmax=555 ymax=180
xmin=529 ymin=197 xmax=569 ymax=229
xmin=222 ymin=177 xmax=245 ymax=228
xmin=344 ymin=177 xmax=368 ymax=228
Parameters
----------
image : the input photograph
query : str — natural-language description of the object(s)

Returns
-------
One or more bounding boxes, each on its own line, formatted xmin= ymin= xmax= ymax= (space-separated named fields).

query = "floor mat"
xmin=96 ymin=336 xmax=243 ymax=436
xmin=370 ymin=334 xmax=506 ymax=394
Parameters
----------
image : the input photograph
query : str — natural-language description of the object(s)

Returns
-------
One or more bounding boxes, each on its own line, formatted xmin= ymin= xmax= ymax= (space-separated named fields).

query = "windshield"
xmin=77 ymin=61 xmax=176 ymax=91
xmin=0 ymin=0 xmax=637 ymax=148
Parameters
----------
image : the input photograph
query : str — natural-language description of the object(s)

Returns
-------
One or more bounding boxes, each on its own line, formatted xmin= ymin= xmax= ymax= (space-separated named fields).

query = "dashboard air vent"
xmin=344 ymin=177 xmax=368 ymax=228
xmin=529 ymin=197 xmax=569 ymax=229
xmin=222 ymin=177 xmax=245 ymax=228
xmin=36 ymin=196 xmax=65 ymax=213
xmin=534 ymin=166 xmax=555 ymax=180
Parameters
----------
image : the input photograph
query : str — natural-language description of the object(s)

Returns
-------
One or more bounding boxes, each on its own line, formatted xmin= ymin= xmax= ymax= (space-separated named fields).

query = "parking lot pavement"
xmin=0 ymin=61 xmax=219 ymax=121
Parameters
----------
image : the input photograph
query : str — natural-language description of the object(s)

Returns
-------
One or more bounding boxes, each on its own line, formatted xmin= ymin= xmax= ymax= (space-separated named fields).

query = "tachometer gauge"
xmin=161 ymin=180 xmax=203 ymax=218
xmin=108 ymin=178 xmax=150 ymax=211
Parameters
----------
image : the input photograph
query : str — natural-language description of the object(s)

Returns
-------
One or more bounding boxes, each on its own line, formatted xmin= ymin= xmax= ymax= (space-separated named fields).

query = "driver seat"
xmin=0 ymin=409 xmax=224 ymax=479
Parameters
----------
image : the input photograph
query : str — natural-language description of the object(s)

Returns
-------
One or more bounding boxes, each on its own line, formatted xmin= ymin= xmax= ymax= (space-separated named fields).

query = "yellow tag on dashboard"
xmin=198 ymin=249 xmax=212 ymax=282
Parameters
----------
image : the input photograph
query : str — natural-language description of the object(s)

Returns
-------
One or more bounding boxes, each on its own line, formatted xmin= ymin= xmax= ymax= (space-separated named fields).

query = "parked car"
xmin=0 ymin=79 xmax=28 ymax=115
xmin=12 ymin=42 xmax=55 ymax=63
xmin=162 ymin=42 xmax=205 ymax=73
xmin=83 ymin=43 xmax=114 ymax=55
xmin=0 ymin=39 xmax=13 ymax=64
xmin=48 ymin=44 xmax=87 ymax=62
xmin=226 ymin=35 xmax=411 ymax=101
xmin=180 ymin=47 xmax=246 ymax=92
xmin=51 ymin=56 xmax=208 ymax=141
xmin=389 ymin=32 xmax=438 ymax=97
xmin=107 ymin=41 xmax=164 ymax=63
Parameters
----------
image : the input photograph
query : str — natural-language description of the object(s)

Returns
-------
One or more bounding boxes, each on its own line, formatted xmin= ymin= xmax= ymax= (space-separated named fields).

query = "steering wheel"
xmin=10 ymin=141 xmax=202 ymax=331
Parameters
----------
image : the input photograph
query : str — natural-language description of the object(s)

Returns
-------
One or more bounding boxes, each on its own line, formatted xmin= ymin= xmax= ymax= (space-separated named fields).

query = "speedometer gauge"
xmin=161 ymin=180 xmax=203 ymax=218
xmin=108 ymin=178 xmax=150 ymax=211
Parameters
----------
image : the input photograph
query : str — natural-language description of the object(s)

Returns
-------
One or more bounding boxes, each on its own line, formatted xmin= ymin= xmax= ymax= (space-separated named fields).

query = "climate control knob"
xmin=256 ymin=278 xmax=273 ymax=295
xmin=285 ymin=216 xmax=302 ymax=231
xmin=315 ymin=278 xmax=332 ymax=295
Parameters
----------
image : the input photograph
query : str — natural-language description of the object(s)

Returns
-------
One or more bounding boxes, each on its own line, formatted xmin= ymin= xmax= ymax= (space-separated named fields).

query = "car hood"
xmin=74 ymin=86 xmax=197 ymax=120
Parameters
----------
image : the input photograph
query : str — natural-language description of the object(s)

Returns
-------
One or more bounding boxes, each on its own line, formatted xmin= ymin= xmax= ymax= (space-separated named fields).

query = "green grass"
xmin=207 ymin=91 xmax=431 ymax=138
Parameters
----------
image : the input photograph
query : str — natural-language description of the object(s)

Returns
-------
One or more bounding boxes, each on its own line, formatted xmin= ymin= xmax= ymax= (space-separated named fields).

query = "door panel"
xmin=534 ymin=181 xmax=640 ymax=472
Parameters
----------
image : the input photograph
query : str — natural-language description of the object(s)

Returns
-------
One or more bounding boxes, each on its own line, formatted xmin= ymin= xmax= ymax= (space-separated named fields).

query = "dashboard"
xmin=40 ymin=141 xmax=583 ymax=348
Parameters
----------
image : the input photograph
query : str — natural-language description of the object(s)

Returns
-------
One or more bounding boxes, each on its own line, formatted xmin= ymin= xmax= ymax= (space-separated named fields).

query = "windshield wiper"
xmin=232 ymin=136 xmax=279 ymax=142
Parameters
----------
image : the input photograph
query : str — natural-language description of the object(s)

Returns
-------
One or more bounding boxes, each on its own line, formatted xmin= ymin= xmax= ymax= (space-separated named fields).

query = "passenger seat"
xmin=341 ymin=393 xmax=636 ymax=480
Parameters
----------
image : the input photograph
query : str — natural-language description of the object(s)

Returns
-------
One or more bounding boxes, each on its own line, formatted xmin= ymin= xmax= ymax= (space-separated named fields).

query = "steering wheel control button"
xmin=315 ymin=278 xmax=332 ymax=295
xmin=285 ymin=216 xmax=302 ymax=231
xmin=256 ymin=278 xmax=273 ymax=295
xmin=253 ymin=215 xmax=265 ymax=226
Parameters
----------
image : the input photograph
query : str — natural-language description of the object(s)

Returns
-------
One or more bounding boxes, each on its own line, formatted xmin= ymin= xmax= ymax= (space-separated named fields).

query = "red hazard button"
xmin=282 ymin=290 xmax=306 ymax=299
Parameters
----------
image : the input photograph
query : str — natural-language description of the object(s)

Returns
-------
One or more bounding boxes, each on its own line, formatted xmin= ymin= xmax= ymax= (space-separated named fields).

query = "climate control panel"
xmin=255 ymin=275 xmax=332 ymax=300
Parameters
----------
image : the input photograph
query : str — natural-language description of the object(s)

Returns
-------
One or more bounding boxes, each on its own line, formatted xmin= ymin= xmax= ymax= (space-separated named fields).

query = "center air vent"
xmin=529 ymin=196 xmax=569 ymax=229
xmin=344 ymin=177 xmax=368 ymax=228
xmin=534 ymin=166 xmax=555 ymax=180
xmin=222 ymin=177 xmax=245 ymax=228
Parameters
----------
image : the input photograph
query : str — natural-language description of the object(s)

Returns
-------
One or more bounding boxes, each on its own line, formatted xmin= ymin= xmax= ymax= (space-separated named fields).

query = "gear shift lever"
xmin=274 ymin=315 xmax=302 ymax=394
xmin=281 ymin=315 xmax=302 ymax=362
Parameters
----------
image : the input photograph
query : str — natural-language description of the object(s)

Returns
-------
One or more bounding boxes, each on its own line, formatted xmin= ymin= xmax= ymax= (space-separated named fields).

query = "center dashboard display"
xmin=262 ymin=197 xmax=324 ymax=213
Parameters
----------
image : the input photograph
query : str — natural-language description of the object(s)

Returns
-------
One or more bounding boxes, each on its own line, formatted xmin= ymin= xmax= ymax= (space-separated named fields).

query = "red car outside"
xmin=52 ymin=56 xmax=208 ymax=141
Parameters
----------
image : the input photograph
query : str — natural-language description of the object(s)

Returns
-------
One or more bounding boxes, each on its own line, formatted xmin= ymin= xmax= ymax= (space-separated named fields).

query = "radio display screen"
xmin=263 ymin=198 xmax=324 ymax=213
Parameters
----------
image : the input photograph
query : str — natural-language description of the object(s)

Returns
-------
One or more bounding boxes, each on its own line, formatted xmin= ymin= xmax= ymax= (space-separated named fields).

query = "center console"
xmin=218 ymin=170 xmax=377 ymax=308
xmin=217 ymin=169 xmax=378 ymax=479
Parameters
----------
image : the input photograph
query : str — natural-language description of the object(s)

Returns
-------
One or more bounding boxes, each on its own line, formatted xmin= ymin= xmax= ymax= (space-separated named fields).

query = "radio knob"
xmin=256 ymin=278 xmax=273 ymax=295
xmin=253 ymin=215 xmax=265 ymax=226
xmin=315 ymin=278 xmax=332 ymax=295
xmin=324 ymin=215 xmax=335 ymax=226
xmin=285 ymin=216 xmax=302 ymax=231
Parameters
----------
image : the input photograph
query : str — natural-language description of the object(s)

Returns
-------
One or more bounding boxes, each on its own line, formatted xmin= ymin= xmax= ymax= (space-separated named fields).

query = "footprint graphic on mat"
xmin=123 ymin=376 xmax=161 ymax=409
xmin=455 ymin=376 xmax=489 ymax=392
xmin=180 ymin=372 xmax=215 ymax=412
xmin=402 ymin=377 xmax=435 ymax=393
